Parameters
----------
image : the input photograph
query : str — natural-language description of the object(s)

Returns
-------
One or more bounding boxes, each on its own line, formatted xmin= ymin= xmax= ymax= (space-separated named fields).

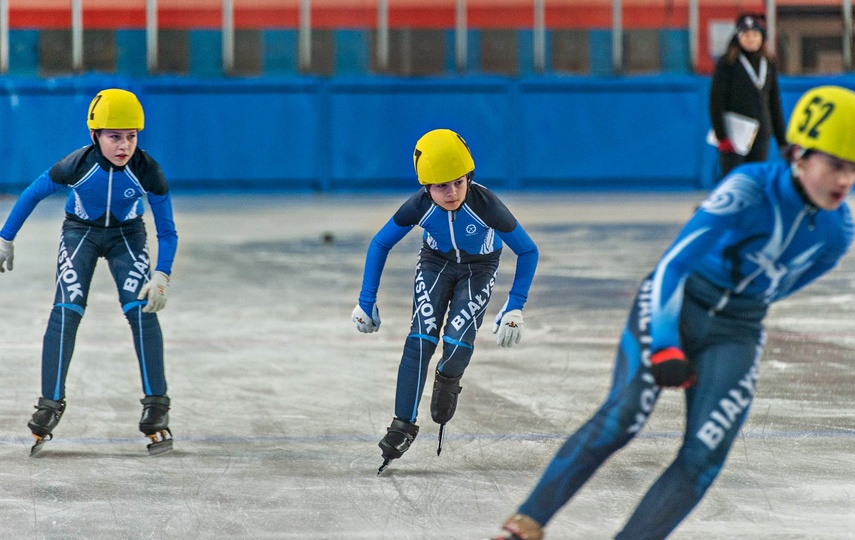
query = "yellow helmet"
xmin=787 ymin=85 xmax=855 ymax=163
xmin=413 ymin=129 xmax=475 ymax=185
xmin=86 ymin=88 xmax=145 ymax=131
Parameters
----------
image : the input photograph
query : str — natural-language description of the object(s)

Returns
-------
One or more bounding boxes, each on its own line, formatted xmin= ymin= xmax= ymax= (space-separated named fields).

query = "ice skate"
xmin=27 ymin=398 xmax=66 ymax=457
xmin=483 ymin=514 xmax=544 ymax=540
xmin=139 ymin=395 xmax=173 ymax=455
xmin=430 ymin=370 xmax=462 ymax=455
xmin=377 ymin=418 xmax=419 ymax=474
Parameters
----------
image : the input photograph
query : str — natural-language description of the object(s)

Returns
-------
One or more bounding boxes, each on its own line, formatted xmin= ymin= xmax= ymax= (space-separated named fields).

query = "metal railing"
xmin=0 ymin=0 xmax=7 ymax=73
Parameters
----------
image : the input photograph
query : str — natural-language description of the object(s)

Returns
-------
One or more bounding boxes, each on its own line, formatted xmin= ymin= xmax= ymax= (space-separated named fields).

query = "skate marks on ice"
xmin=0 ymin=193 xmax=853 ymax=538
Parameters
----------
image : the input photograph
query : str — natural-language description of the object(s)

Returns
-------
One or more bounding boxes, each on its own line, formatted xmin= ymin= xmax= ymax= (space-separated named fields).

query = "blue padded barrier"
xmin=142 ymin=78 xmax=323 ymax=189
xmin=1 ymin=74 xmax=853 ymax=193
xmin=519 ymin=75 xmax=706 ymax=188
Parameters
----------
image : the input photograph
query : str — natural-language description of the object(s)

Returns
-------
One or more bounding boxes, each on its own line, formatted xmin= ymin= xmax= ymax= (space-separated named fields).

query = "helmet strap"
xmin=787 ymin=146 xmax=809 ymax=178
xmin=791 ymin=173 xmax=817 ymax=209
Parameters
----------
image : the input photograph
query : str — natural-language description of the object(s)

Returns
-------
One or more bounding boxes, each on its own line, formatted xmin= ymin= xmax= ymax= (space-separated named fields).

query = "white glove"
xmin=352 ymin=304 xmax=381 ymax=333
xmin=0 ymin=238 xmax=14 ymax=272
xmin=492 ymin=309 xmax=524 ymax=347
xmin=137 ymin=271 xmax=170 ymax=313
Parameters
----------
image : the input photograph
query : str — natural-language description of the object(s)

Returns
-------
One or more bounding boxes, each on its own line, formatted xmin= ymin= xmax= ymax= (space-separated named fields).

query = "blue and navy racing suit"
xmin=518 ymin=161 xmax=853 ymax=539
xmin=0 ymin=144 xmax=178 ymax=401
xmin=357 ymin=183 xmax=538 ymax=423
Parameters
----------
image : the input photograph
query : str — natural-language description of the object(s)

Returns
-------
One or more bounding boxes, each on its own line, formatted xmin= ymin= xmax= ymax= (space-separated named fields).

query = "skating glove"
xmin=0 ymin=238 xmax=13 ymax=272
xmin=650 ymin=347 xmax=696 ymax=389
xmin=717 ymin=138 xmax=736 ymax=153
xmin=138 ymin=271 xmax=169 ymax=313
xmin=352 ymin=303 xmax=381 ymax=333
xmin=492 ymin=309 xmax=524 ymax=348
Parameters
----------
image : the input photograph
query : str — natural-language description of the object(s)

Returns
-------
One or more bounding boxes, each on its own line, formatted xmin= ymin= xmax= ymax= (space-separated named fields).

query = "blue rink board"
xmin=0 ymin=74 xmax=852 ymax=193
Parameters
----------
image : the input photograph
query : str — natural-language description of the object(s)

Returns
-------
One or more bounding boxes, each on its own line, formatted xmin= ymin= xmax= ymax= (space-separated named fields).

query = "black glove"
xmin=651 ymin=347 xmax=696 ymax=388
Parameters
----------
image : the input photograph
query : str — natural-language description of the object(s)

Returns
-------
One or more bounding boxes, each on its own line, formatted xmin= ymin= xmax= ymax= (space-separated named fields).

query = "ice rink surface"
xmin=1 ymin=191 xmax=853 ymax=539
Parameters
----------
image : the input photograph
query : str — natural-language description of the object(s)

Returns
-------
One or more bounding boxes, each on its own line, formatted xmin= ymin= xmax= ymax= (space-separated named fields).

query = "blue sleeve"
xmin=650 ymin=210 xmax=737 ymax=352
xmin=357 ymin=217 xmax=412 ymax=313
xmin=496 ymin=223 xmax=539 ymax=312
xmin=0 ymin=171 xmax=62 ymax=241
xmin=148 ymin=192 xmax=178 ymax=275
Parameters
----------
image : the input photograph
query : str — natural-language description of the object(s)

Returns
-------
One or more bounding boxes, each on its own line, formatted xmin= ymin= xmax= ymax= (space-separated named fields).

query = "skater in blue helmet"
xmin=0 ymin=89 xmax=178 ymax=456
xmin=485 ymin=85 xmax=855 ymax=539
xmin=352 ymin=128 xmax=539 ymax=473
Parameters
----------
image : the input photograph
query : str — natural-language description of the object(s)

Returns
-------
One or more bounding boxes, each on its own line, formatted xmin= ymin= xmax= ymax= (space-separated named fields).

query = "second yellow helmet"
xmin=787 ymin=85 xmax=855 ymax=163
xmin=413 ymin=129 xmax=475 ymax=185
xmin=87 ymin=88 xmax=145 ymax=131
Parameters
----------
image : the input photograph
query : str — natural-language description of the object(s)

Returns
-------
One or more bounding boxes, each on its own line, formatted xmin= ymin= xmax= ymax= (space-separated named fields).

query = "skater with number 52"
xmin=0 ymin=89 xmax=178 ymax=456
xmin=486 ymin=86 xmax=855 ymax=540
xmin=352 ymin=129 xmax=538 ymax=473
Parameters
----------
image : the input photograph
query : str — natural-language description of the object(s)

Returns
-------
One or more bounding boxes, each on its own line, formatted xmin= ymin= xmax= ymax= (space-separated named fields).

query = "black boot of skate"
xmin=27 ymin=398 xmax=66 ymax=456
xmin=377 ymin=418 xmax=419 ymax=474
xmin=430 ymin=370 xmax=462 ymax=455
xmin=139 ymin=395 xmax=173 ymax=456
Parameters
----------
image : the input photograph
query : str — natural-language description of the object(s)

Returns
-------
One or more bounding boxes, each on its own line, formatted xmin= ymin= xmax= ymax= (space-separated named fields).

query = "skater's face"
xmin=92 ymin=129 xmax=138 ymax=167
xmin=428 ymin=176 xmax=468 ymax=211
xmin=796 ymin=149 xmax=855 ymax=210
xmin=737 ymin=29 xmax=763 ymax=52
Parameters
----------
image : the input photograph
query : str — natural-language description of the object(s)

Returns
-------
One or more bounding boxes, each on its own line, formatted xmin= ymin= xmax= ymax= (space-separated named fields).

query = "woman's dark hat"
xmin=736 ymin=13 xmax=766 ymax=35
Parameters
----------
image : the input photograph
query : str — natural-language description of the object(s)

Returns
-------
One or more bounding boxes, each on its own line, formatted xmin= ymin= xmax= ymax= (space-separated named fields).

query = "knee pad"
xmin=402 ymin=334 xmax=439 ymax=363
xmin=45 ymin=305 xmax=83 ymax=335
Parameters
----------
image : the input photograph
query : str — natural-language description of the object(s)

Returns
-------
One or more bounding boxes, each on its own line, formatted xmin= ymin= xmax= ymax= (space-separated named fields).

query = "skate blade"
xmin=377 ymin=457 xmax=392 ymax=475
xmin=30 ymin=433 xmax=53 ymax=457
xmin=29 ymin=433 xmax=52 ymax=457
xmin=146 ymin=429 xmax=173 ymax=456
xmin=437 ymin=424 xmax=446 ymax=456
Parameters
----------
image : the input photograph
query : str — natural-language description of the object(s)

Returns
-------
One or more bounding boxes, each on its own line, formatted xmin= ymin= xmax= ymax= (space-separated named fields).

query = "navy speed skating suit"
xmin=358 ymin=183 xmax=538 ymax=422
xmin=516 ymin=161 xmax=852 ymax=539
xmin=0 ymin=144 xmax=178 ymax=401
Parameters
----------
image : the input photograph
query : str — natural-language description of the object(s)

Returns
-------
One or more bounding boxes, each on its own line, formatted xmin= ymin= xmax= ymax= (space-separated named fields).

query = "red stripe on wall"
xmin=235 ymin=9 xmax=300 ymax=28
xmin=9 ymin=9 xmax=71 ymax=28
xmin=386 ymin=7 xmax=455 ymax=28
xmin=6 ymin=5 xmax=745 ymax=31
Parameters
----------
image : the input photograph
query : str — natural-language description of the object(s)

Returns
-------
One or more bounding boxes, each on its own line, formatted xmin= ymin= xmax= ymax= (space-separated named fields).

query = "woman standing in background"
xmin=709 ymin=13 xmax=788 ymax=179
